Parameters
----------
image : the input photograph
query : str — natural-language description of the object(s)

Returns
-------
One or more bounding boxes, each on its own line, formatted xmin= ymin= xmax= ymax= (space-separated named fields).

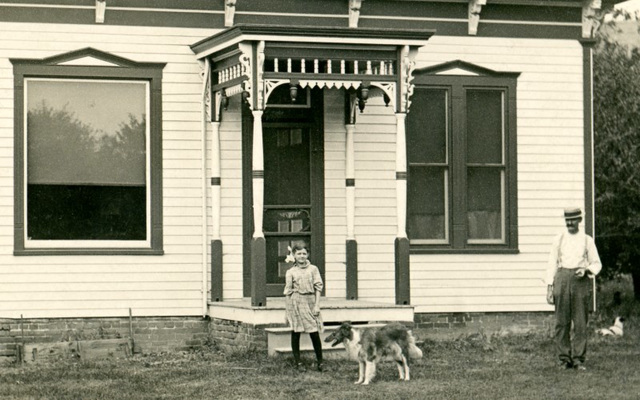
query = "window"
xmin=407 ymin=61 xmax=519 ymax=253
xmin=12 ymin=49 xmax=165 ymax=255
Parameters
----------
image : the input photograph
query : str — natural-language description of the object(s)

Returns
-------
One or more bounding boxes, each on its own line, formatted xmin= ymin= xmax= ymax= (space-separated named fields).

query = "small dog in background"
xmin=324 ymin=321 xmax=423 ymax=385
xmin=596 ymin=316 xmax=625 ymax=337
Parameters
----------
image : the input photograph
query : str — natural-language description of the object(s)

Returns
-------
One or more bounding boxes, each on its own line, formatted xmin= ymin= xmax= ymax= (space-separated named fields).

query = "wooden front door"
xmin=262 ymin=88 xmax=324 ymax=297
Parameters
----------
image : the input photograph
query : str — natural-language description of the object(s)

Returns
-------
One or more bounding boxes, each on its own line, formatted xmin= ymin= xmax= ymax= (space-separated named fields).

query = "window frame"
xmin=407 ymin=63 xmax=519 ymax=254
xmin=11 ymin=49 xmax=165 ymax=255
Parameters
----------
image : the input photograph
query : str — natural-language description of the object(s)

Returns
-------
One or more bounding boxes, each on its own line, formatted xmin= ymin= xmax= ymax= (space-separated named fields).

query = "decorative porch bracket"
xmin=190 ymin=25 xmax=433 ymax=307
xmin=582 ymin=0 xmax=602 ymax=39
xmin=468 ymin=0 xmax=487 ymax=36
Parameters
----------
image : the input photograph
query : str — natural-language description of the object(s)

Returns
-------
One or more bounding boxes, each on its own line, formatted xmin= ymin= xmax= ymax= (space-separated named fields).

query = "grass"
xmin=1 ymin=277 xmax=639 ymax=400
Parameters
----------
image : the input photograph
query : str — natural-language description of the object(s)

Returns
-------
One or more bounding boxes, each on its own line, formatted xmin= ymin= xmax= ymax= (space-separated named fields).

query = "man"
xmin=545 ymin=208 xmax=601 ymax=371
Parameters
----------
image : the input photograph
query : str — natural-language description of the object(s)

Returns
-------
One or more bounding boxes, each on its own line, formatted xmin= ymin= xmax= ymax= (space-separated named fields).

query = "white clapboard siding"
xmin=0 ymin=20 xmax=589 ymax=317
xmin=351 ymin=105 xmax=397 ymax=307
xmin=0 ymin=22 xmax=218 ymax=318
xmin=403 ymin=35 xmax=584 ymax=313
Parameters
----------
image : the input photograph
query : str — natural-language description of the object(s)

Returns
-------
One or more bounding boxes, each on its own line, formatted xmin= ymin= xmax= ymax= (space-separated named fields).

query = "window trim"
xmin=407 ymin=61 xmax=519 ymax=254
xmin=11 ymin=48 xmax=165 ymax=255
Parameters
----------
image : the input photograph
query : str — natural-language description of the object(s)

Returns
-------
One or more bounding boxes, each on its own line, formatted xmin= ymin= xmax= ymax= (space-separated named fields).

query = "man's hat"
xmin=564 ymin=207 xmax=582 ymax=220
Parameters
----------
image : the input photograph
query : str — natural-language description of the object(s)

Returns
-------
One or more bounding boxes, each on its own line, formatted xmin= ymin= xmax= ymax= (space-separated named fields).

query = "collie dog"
xmin=324 ymin=322 xmax=423 ymax=385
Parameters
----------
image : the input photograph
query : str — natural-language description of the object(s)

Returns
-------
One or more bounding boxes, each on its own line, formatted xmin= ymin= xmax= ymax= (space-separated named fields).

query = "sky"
xmin=27 ymin=79 xmax=146 ymax=137
xmin=616 ymin=0 xmax=640 ymax=13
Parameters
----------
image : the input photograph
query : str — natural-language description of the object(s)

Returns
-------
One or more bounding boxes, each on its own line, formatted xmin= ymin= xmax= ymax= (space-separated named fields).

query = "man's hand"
xmin=546 ymin=285 xmax=554 ymax=305
xmin=575 ymin=267 xmax=587 ymax=278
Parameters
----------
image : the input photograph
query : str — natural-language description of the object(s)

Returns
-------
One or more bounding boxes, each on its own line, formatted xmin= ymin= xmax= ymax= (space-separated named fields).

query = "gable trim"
xmin=414 ymin=60 xmax=521 ymax=78
xmin=10 ymin=47 xmax=166 ymax=69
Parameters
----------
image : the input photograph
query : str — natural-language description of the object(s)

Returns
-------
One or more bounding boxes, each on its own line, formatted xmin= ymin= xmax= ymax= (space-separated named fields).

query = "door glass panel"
xmin=264 ymin=208 xmax=311 ymax=233
xmin=264 ymin=128 xmax=310 ymax=206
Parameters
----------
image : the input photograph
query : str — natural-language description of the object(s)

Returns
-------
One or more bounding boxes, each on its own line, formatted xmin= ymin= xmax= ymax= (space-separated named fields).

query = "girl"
xmin=283 ymin=242 xmax=324 ymax=371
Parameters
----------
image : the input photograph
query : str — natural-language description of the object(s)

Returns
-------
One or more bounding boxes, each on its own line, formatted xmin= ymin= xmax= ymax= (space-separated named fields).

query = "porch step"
xmin=266 ymin=323 xmax=388 ymax=357
xmin=272 ymin=346 xmax=346 ymax=359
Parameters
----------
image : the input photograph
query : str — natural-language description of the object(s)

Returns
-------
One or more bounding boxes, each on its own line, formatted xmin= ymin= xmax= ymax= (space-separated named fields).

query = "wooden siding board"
xmin=0 ymin=22 xmax=212 ymax=317
xmin=404 ymin=36 xmax=583 ymax=313
xmin=0 ymin=20 xmax=587 ymax=316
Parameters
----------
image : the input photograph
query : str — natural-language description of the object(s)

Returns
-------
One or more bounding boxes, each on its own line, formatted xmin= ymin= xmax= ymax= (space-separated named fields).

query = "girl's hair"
xmin=291 ymin=241 xmax=309 ymax=253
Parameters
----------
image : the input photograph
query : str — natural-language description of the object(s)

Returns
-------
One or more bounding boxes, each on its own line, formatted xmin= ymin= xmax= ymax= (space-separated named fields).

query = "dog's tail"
xmin=407 ymin=331 xmax=423 ymax=359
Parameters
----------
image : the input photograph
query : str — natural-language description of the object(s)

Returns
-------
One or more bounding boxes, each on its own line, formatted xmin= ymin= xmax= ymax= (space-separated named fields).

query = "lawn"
xmin=1 ymin=278 xmax=639 ymax=400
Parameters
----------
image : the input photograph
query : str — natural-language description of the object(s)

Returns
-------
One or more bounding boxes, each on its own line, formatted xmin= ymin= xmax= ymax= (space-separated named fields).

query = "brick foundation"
xmin=414 ymin=312 xmax=554 ymax=339
xmin=0 ymin=312 xmax=556 ymax=362
xmin=207 ymin=318 xmax=277 ymax=353
xmin=0 ymin=316 xmax=209 ymax=361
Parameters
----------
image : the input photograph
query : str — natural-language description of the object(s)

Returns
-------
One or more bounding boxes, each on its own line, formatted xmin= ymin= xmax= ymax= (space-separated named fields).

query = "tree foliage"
xmin=593 ymin=18 xmax=640 ymax=298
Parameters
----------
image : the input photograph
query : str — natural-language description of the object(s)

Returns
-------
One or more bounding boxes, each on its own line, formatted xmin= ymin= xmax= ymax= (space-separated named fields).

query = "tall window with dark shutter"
xmin=407 ymin=62 xmax=519 ymax=253
xmin=12 ymin=49 xmax=164 ymax=255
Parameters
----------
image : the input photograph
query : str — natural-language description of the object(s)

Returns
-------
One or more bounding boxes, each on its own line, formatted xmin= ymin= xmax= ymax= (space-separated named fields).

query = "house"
xmin=0 ymin=0 xmax=619 ymax=354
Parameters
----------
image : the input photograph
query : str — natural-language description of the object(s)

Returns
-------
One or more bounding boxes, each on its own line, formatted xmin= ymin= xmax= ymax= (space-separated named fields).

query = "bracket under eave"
xmin=468 ymin=0 xmax=487 ymax=36
xmin=225 ymin=0 xmax=237 ymax=27
xmin=349 ymin=0 xmax=364 ymax=28
xmin=95 ymin=0 xmax=106 ymax=24
xmin=582 ymin=0 xmax=602 ymax=38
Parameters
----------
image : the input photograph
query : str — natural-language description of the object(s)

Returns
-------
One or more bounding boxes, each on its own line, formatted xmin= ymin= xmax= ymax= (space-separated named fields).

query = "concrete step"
xmin=273 ymin=345 xmax=346 ymax=360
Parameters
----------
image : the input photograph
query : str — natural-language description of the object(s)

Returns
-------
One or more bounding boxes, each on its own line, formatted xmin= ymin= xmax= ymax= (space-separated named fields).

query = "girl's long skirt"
xmin=285 ymin=293 xmax=324 ymax=333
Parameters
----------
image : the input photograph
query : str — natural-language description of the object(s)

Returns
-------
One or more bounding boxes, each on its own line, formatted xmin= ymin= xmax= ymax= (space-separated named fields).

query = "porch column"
xmin=251 ymin=110 xmax=267 ymax=306
xmin=211 ymin=120 xmax=223 ymax=302
xmin=395 ymin=112 xmax=411 ymax=305
xmin=345 ymin=123 xmax=358 ymax=300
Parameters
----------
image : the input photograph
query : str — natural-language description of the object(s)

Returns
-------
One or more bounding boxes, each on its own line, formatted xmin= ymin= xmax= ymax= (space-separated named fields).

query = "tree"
xmin=593 ymin=18 xmax=640 ymax=300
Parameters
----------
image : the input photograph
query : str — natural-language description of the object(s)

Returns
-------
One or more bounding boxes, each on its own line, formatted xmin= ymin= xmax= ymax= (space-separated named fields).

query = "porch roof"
xmin=190 ymin=24 xmax=435 ymax=60
xmin=191 ymin=24 xmax=435 ymax=115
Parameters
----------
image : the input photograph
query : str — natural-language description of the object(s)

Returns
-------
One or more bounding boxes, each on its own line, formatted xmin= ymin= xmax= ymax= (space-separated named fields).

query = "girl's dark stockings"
xmin=291 ymin=331 xmax=301 ymax=364
xmin=310 ymin=331 xmax=323 ymax=365
xmin=290 ymin=331 xmax=323 ymax=367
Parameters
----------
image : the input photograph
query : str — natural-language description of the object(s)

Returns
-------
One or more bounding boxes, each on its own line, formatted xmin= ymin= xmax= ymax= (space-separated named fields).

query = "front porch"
xmin=194 ymin=25 xmax=436 ymax=311
xmin=208 ymin=298 xmax=415 ymax=356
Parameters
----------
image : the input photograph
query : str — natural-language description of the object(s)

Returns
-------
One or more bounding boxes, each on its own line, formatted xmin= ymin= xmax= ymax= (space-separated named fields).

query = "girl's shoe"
xmin=316 ymin=363 xmax=324 ymax=372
